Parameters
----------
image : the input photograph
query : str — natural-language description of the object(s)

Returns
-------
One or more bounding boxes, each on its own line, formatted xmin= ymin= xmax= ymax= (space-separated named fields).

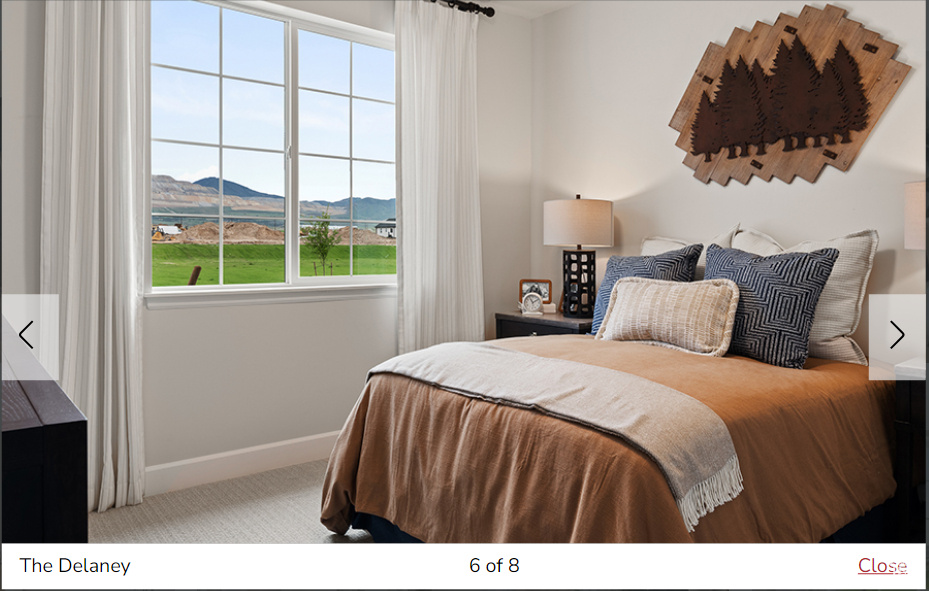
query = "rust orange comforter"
xmin=321 ymin=335 xmax=895 ymax=542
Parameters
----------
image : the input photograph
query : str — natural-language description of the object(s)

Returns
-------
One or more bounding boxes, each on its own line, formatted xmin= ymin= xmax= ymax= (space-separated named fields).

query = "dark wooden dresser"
xmin=2 ymin=348 xmax=87 ymax=542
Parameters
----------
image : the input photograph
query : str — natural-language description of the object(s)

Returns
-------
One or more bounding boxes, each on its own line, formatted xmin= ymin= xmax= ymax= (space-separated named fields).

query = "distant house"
xmin=375 ymin=218 xmax=397 ymax=239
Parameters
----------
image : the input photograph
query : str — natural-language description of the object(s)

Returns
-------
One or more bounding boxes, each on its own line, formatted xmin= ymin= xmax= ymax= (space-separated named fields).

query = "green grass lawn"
xmin=152 ymin=243 xmax=396 ymax=287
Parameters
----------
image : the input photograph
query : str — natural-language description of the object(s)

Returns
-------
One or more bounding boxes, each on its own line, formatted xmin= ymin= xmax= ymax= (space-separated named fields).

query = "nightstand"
xmin=494 ymin=311 xmax=593 ymax=339
xmin=892 ymin=376 xmax=926 ymax=542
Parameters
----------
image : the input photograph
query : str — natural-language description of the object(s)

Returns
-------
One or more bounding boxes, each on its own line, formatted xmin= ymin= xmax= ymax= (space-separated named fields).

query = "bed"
xmin=321 ymin=335 xmax=895 ymax=543
xmin=321 ymin=226 xmax=900 ymax=543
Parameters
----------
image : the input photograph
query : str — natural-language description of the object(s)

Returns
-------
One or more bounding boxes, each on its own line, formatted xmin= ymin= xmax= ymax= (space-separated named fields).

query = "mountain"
xmin=151 ymin=175 xmax=395 ymax=222
xmin=151 ymin=174 xmax=223 ymax=216
xmin=194 ymin=177 xmax=283 ymax=200
xmin=193 ymin=177 xmax=394 ymax=220
xmin=301 ymin=197 xmax=397 ymax=221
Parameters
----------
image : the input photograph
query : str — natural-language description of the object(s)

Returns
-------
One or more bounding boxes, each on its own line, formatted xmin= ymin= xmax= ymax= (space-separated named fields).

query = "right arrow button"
xmin=890 ymin=320 xmax=905 ymax=349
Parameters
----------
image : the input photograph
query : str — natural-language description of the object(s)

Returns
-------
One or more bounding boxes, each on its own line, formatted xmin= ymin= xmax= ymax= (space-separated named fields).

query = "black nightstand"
xmin=892 ymin=378 xmax=926 ymax=542
xmin=495 ymin=311 xmax=593 ymax=339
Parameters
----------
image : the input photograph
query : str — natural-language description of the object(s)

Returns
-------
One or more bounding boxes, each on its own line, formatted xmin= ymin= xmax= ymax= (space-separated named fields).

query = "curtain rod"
xmin=430 ymin=0 xmax=495 ymax=18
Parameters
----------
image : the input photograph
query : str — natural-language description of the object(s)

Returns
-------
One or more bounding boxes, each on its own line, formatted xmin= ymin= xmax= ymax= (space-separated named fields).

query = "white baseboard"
xmin=144 ymin=430 xmax=340 ymax=497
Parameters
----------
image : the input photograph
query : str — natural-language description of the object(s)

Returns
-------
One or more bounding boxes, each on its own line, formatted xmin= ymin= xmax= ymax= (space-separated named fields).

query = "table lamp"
xmin=543 ymin=195 xmax=613 ymax=318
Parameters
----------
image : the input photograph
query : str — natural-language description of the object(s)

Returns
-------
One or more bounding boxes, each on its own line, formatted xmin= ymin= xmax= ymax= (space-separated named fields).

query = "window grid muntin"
xmin=296 ymin=85 xmax=394 ymax=107
xmin=151 ymin=62 xmax=286 ymax=90
xmin=152 ymin=137 xmax=286 ymax=156
xmin=217 ymin=5 xmax=225 ymax=284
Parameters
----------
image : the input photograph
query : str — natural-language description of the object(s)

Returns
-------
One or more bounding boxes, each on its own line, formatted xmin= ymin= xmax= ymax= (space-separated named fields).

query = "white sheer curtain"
xmin=41 ymin=0 xmax=147 ymax=512
xmin=395 ymin=0 xmax=485 ymax=354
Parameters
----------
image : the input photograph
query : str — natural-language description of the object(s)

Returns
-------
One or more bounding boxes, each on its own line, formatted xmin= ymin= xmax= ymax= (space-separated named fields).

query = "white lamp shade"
xmin=904 ymin=181 xmax=925 ymax=250
xmin=543 ymin=198 xmax=613 ymax=247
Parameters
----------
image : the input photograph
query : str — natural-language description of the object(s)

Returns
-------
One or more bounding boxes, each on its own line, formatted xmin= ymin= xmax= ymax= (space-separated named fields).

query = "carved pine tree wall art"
xmin=669 ymin=4 xmax=910 ymax=185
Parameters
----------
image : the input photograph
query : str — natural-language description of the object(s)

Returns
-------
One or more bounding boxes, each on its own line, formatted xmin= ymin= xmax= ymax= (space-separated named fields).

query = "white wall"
xmin=477 ymin=9 xmax=533 ymax=337
xmin=1 ymin=0 xmax=45 ymax=295
xmin=530 ymin=1 xmax=926 ymax=353
xmin=0 ymin=0 xmax=534 ymax=484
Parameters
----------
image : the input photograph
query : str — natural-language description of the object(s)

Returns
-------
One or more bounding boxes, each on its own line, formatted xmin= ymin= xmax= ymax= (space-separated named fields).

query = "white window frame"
xmin=144 ymin=0 xmax=397 ymax=310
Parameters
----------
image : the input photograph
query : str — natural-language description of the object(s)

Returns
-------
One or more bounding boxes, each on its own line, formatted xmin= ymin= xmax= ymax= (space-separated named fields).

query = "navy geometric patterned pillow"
xmin=591 ymin=244 xmax=702 ymax=334
xmin=704 ymin=244 xmax=839 ymax=369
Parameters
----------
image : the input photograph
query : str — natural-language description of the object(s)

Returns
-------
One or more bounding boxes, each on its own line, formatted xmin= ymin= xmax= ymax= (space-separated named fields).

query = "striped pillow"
xmin=704 ymin=245 xmax=839 ymax=369
xmin=594 ymin=277 xmax=740 ymax=357
xmin=729 ymin=228 xmax=878 ymax=365
xmin=591 ymin=244 xmax=702 ymax=334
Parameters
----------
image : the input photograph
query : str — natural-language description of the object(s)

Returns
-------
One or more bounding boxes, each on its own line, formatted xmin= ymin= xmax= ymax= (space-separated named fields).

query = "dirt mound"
xmin=172 ymin=222 xmax=392 ymax=245
xmin=175 ymin=222 xmax=219 ymax=243
xmin=224 ymin=222 xmax=285 ymax=244
xmin=175 ymin=222 xmax=284 ymax=244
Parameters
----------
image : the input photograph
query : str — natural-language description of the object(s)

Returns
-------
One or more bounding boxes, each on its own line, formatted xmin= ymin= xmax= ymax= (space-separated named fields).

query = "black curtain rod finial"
xmin=430 ymin=0 xmax=495 ymax=18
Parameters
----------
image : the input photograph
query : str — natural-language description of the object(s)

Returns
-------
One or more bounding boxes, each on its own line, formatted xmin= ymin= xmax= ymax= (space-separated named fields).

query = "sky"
xmin=150 ymin=1 xmax=395 ymax=211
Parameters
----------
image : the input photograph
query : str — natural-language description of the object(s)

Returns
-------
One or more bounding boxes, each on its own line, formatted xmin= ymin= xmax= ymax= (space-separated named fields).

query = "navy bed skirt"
xmin=351 ymin=501 xmax=905 ymax=543
xmin=352 ymin=512 xmax=423 ymax=543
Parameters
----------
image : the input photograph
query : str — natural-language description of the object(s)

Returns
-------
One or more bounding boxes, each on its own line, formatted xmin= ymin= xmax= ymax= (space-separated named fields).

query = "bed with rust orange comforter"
xmin=321 ymin=335 xmax=895 ymax=542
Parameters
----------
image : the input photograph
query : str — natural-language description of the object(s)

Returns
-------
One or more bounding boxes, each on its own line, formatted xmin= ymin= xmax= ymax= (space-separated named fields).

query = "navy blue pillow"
xmin=704 ymin=244 xmax=839 ymax=369
xmin=591 ymin=244 xmax=702 ymax=334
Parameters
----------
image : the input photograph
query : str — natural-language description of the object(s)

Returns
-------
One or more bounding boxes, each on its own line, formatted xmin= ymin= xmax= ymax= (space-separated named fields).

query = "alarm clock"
xmin=519 ymin=292 xmax=544 ymax=316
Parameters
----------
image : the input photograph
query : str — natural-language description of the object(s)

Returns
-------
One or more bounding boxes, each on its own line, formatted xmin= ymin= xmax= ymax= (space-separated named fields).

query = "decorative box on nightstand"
xmin=494 ymin=311 xmax=593 ymax=339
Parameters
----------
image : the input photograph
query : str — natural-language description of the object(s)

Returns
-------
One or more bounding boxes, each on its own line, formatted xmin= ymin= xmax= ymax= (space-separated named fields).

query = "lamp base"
xmin=561 ymin=249 xmax=596 ymax=318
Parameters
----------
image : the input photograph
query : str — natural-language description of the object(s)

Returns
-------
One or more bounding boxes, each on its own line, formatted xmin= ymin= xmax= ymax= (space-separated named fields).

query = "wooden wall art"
xmin=669 ymin=4 xmax=910 ymax=185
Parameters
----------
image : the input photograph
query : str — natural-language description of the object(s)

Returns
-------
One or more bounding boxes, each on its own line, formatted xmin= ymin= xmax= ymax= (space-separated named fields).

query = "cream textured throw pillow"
xmin=730 ymin=228 xmax=877 ymax=365
xmin=595 ymin=277 xmax=740 ymax=357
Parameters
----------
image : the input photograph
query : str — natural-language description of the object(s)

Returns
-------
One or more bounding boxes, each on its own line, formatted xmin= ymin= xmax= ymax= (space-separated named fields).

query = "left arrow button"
xmin=19 ymin=320 xmax=34 ymax=349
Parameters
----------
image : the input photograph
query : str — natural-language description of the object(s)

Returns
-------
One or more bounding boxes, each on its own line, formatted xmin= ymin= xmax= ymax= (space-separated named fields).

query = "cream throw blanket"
xmin=369 ymin=341 xmax=744 ymax=532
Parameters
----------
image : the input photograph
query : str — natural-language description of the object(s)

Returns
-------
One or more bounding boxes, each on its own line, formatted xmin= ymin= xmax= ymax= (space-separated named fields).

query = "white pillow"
xmin=727 ymin=226 xmax=783 ymax=256
xmin=595 ymin=277 xmax=740 ymax=357
xmin=729 ymin=227 xmax=877 ymax=365
xmin=640 ymin=223 xmax=741 ymax=279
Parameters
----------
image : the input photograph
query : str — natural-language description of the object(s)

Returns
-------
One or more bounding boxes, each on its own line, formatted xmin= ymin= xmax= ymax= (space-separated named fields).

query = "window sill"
xmin=144 ymin=281 xmax=397 ymax=310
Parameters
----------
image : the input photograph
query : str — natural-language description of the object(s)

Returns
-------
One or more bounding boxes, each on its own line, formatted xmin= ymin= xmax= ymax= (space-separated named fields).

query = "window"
xmin=149 ymin=0 xmax=395 ymax=293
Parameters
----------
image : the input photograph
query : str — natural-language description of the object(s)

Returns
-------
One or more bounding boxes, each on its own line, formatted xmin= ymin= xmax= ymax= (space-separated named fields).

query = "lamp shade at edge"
xmin=543 ymin=199 xmax=614 ymax=247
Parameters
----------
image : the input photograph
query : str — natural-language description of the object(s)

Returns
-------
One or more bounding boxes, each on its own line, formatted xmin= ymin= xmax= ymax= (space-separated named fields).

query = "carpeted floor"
xmin=88 ymin=459 xmax=372 ymax=544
